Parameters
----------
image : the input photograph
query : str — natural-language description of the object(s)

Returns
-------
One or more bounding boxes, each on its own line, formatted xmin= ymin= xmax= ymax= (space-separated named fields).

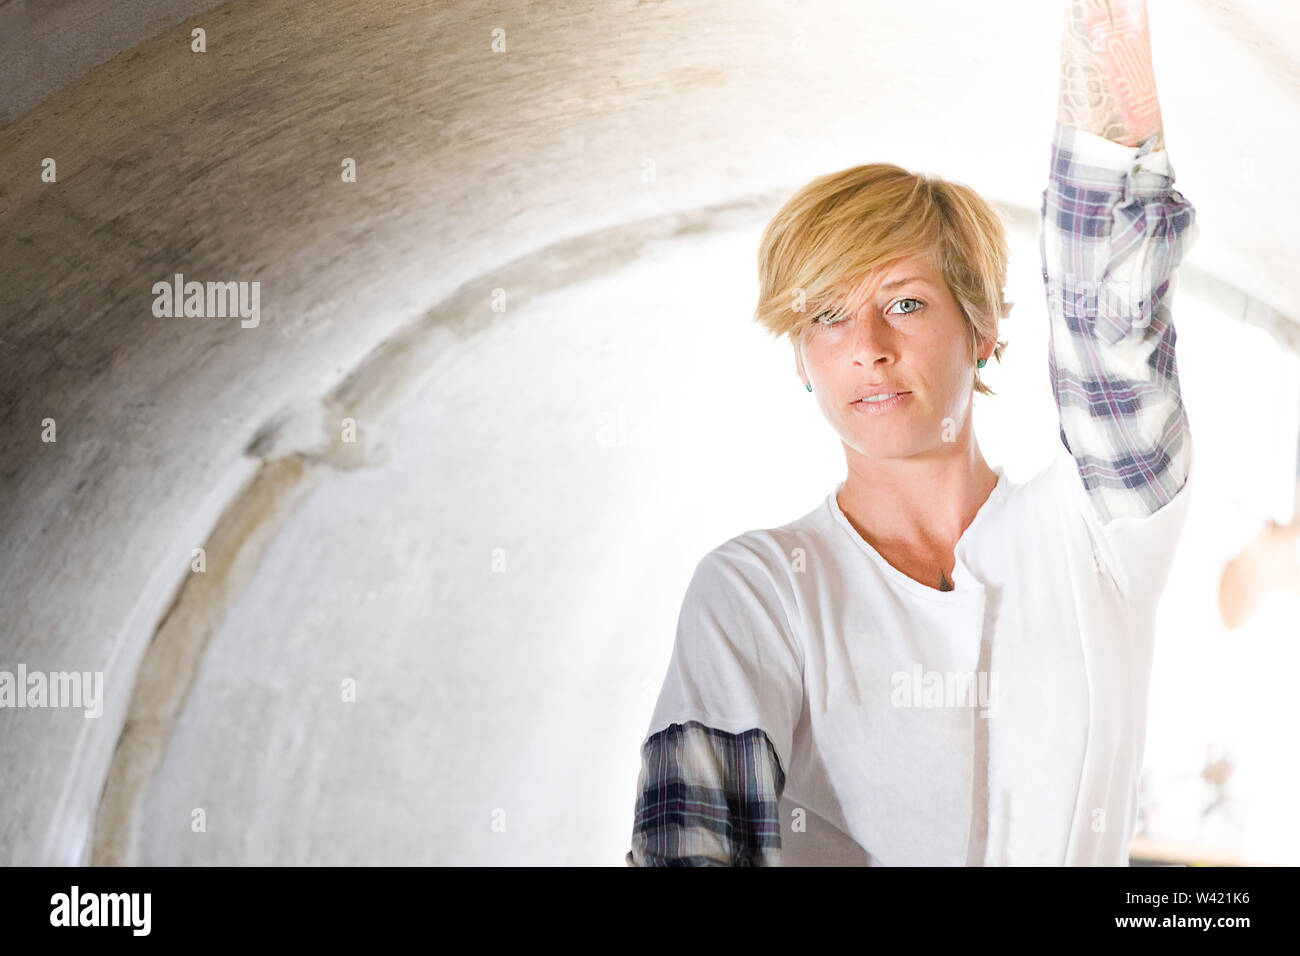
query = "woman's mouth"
xmin=851 ymin=392 xmax=910 ymax=414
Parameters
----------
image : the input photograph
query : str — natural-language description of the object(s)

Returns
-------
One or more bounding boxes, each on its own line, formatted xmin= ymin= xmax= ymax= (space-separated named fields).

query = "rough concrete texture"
xmin=0 ymin=0 xmax=232 ymax=127
xmin=1 ymin=0 xmax=1298 ymax=864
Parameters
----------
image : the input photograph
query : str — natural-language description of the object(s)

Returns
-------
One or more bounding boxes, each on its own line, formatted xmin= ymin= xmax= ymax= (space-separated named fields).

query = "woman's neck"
xmin=836 ymin=449 xmax=1000 ymax=558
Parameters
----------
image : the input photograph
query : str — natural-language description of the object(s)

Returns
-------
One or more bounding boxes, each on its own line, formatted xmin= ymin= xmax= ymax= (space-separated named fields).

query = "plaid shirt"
xmin=626 ymin=122 xmax=1199 ymax=866
xmin=1041 ymin=121 xmax=1198 ymax=524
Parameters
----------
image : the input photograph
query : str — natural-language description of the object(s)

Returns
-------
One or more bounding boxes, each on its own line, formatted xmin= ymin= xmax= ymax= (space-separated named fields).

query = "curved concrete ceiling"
xmin=1 ymin=0 xmax=1297 ymax=864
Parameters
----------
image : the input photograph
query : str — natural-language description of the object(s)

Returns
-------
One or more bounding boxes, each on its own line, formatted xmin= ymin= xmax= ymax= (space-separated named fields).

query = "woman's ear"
xmin=792 ymin=337 xmax=809 ymax=388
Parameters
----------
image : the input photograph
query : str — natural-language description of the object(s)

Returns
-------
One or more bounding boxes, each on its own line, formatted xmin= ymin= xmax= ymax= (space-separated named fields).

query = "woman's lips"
xmin=851 ymin=392 xmax=910 ymax=414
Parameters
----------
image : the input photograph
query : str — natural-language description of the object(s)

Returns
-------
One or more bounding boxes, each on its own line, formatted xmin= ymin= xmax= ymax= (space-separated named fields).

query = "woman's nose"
xmin=847 ymin=313 xmax=896 ymax=363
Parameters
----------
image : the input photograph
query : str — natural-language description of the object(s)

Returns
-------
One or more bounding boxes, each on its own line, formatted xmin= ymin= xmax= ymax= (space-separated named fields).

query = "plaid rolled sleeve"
xmin=625 ymin=720 xmax=786 ymax=866
xmin=626 ymin=543 xmax=802 ymax=866
xmin=1040 ymin=121 xmax=1200 ymax=524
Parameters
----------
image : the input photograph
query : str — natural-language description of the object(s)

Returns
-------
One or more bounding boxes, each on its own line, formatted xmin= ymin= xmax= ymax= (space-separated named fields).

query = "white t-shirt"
xmin=641 ymin=436 xmax=1194 ymax=865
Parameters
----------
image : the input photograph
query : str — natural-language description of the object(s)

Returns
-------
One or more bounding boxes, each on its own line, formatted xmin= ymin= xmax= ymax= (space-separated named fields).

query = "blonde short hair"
xmin=753 ymin=162 xmax=1013 ymax=397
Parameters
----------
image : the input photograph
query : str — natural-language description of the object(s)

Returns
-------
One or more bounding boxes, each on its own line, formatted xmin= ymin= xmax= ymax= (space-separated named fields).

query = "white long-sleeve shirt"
xmin=627 ymin=123 xmax=1199 ymax=866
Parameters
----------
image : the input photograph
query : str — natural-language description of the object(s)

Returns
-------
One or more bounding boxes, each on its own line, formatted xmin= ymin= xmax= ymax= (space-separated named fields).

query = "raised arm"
xmin=1041 ymin=0 xmax=1198 ymax=541
xmin=1058 ymin=0 xmax=1165 ymax=151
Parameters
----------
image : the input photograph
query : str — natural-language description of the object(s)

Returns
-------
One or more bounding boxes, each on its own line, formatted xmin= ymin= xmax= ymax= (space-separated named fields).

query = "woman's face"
xmin=794 ymin=252 xmax=987 ymax=462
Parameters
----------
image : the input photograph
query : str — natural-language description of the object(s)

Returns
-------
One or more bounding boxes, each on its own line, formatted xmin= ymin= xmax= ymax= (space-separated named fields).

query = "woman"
xmin=627 ymin=0 xmax=1199 ymax=865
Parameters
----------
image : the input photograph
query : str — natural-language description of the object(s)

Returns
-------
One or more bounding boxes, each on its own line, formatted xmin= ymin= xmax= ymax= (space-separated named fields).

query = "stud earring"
xmin=805 ymin=382 xmax=813 ymax=392
xmin=977 ymin=358 xmax=987 ymax=369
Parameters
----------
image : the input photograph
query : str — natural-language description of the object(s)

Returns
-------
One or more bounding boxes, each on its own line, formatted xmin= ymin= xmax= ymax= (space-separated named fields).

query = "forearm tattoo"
xmin=1058 ymin=0 xmax=1165 ymax=149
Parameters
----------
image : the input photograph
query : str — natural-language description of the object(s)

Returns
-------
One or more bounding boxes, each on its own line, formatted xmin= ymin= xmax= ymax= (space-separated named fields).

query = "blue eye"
xmin=888 ymin=297 xmax=924 ymax=315
xmin=816 ymin=298 xmax=923 ymax=326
